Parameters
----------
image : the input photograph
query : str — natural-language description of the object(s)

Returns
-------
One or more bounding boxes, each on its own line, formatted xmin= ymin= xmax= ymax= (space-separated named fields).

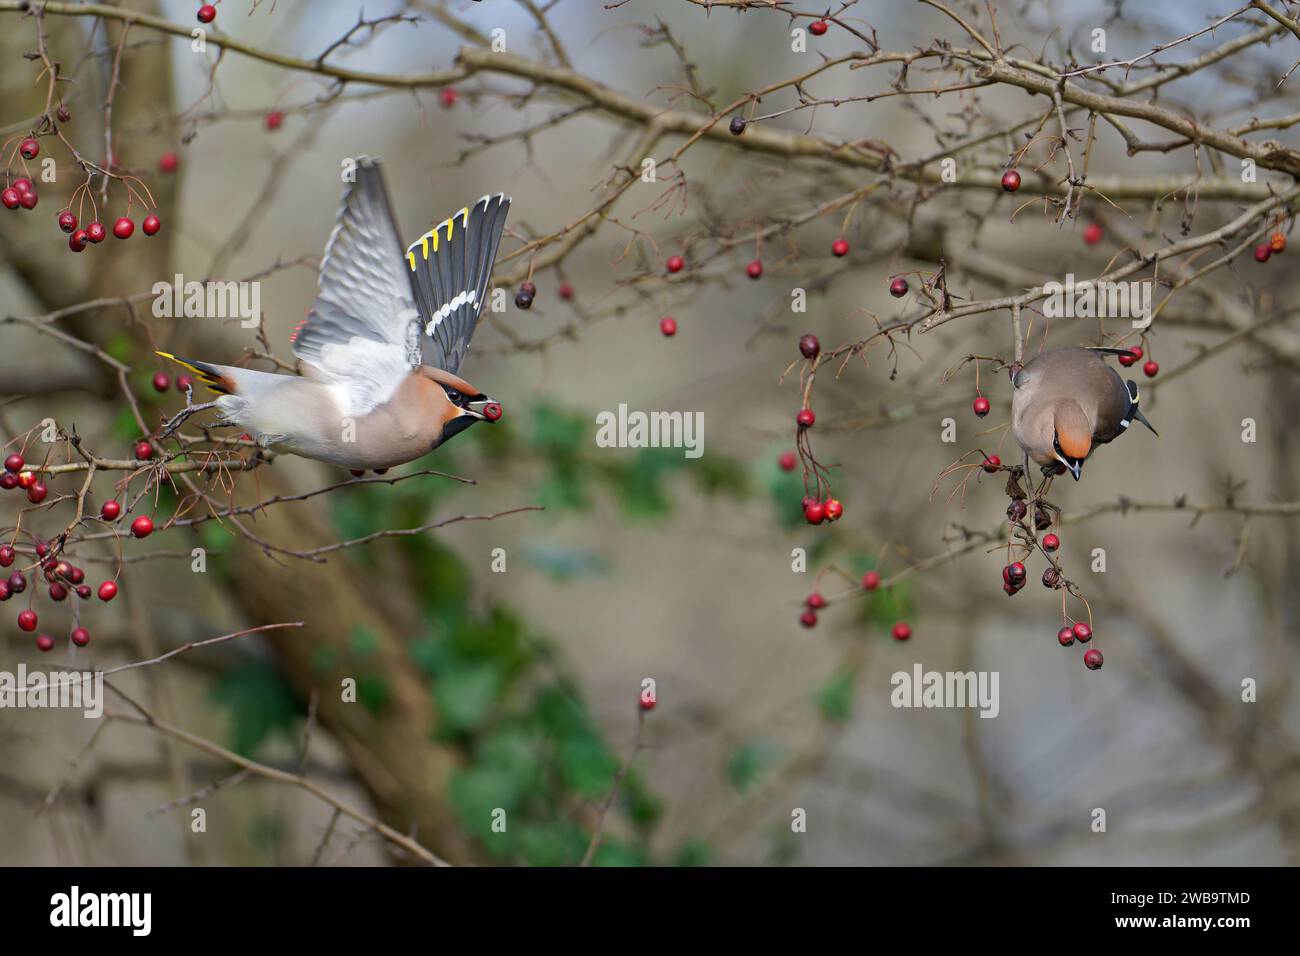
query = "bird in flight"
xmin=160 ymin=157 xmax=509 ymax=470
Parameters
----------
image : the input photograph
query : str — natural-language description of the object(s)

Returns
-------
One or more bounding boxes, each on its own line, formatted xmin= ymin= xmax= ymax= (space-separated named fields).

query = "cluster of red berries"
xmin=802 ymin=494 xmax=843 ymax=525
xmin=2 ymin=176 xmax=40 ymax=212
xmin=1057 ymin=621 xmax=1103 ymax=669
xmin=1254 ymin=231 xmax=1286 ymax=263
xmin=797 ymin=571 xmax=906 ymax=638
xmin=152 ymin=371 xmax=194 ymax=393
xmin=1116 ymin=345 xmax=1159 ymax=378
xmin=2 ymin=453 xmax=48 ymax=504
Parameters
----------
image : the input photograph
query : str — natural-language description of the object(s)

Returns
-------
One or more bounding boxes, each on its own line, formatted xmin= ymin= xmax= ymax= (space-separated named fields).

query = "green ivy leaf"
xmin=211 ymin=660 xmax=299 ymax=756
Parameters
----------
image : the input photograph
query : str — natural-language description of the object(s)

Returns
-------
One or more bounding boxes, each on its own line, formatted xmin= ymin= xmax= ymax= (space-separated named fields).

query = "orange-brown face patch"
xmin=1056 ymin=425 xmax=1092 ymax=460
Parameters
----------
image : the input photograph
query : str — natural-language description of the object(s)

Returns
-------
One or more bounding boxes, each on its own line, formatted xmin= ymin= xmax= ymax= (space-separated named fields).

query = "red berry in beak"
xmin=483 ymin=402 xmax=503 ymax=422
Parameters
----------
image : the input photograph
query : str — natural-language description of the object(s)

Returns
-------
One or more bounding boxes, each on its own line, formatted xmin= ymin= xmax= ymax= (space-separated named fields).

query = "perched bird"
xmin=159 ymin=158 xmax=509 ymax=470
xmin=1011 ymin=347 xmax=1157 ymax=483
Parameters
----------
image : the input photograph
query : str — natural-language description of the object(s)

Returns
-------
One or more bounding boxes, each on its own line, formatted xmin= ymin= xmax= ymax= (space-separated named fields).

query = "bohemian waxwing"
xmin=1011 ymin=347 xmax=1157 ymax=483
xmin=159 ymin=157 xmax=510 ymax=470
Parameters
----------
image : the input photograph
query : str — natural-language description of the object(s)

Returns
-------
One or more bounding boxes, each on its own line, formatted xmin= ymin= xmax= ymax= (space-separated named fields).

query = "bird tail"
xmin=1086 ymin=346 xmax=1141 ymax=358
xmin=1120 ymin=379 xmax=1159 ymax=436
xmin=155 ymin=352 xmax=236 ymax=395
xmin=404 ymin=193 xmax=510 ymax=371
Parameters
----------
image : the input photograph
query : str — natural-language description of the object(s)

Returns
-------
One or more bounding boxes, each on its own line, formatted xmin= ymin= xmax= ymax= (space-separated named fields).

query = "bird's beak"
xmin=1055 ymin=451 xmax=1082 ymax=482
xmin=466 ymin=397 xmax=503 ymax=422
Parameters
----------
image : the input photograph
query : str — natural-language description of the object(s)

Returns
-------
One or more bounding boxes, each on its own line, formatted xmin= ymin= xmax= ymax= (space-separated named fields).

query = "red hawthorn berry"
xmin=19 ymin=189 xmax=38 ymax=210
xmin=809 ymin=20 xmax=828 ymax=35
xmin=1057 ymin=626 xmax=1075 ymax=647
xmin=75 ymin=584 xmax=91 ymax=599
xmin=26 ymin=481 xmax=47 ymax=504
xmin=176 ymin=374 xmax=194 ymax=392
xmin=1004 ymin=562 xmax=1026 ymax=585
xmin=1271 ymin=231 xmax=1286 ymax=254
xmin=891 ymin=621 xmax=912 ymax=642
xmin=130 ymin=515 xmax=154 ymax=539
xmin=0 ymin=582 xmax=8 ymax=601
xmin=1073 ymin=622 xmax=1093 ymax=643
xmin=806 ymin=592 xmax=826 ymax=610
xmin=19 ymin=138 xmax=39 ymax=160
xmin=1142 ymin=360 xmax=1159 ymax=378
xmin=799 ymin=334 xmax=820 ymax=359
xmin=796 ymin=408 xmax=815 ymax=428
xmin=831 ymin=237 xmax=849 ymax=257
xmin=68 ymin=230 xmax=89 ymax=252
xmin=36 ymin=634 xmax=54 ymax=652
xmin=67 ymin=566 xmax=84 ymax=585
xmin=100 ymin=500 xmax=122 ymax=520
xmin=197 ymin=4 xmax=216 ymax=23
xmin=57 ymin=210 xmax=77 ymax=233
xmin=112 ymin=216 xmax=135 ymax=239
xmin=861 ymin=570 xmax=881 ymax=590
xmin=4 ymin=454 xmax=22 ymax=472
xmin=746 ymin=259 xmax=763 ymax=279
xmin=1001 ymin=169 xmax=1021 ymax=192
xmin=557 ymin=281 xmax=574 ymax=301
xmin=49 ymin=582 xmax=68 ymax=601
xmin=1007 ymin=499 xmax=1028 ymax=521
xmin=97 ymin=580 xmax=118 ymax=602
xmin=973 ymin=396 xmax=991 ymax=417
xmin=778 ymin=451 xmax=797 ymax=472
xmin=71 ymin=627 xmax=90 ymax=647
xmin=666 ymin=255 xmax=685 ymax=274
xmin=1083 ymin=648 xmax=1104 ymax=670
xmin=85 ymin=221 xmax=106 ymax=243
xmin=659 ymin=316 xmax=677 ymax=336
xmin=803 ymin=500 xmax=826 ymax=525
xmin=1117 ymin=347 xmax=1139 ymax=367
xmin=800 ymin=608 xmax=818 ymax=628
xmin=982 ymin=454 xmax=1001 ymax=473
xmin=1083 ymin=223 xmax=1103 ymax=245
xmin=18 ymin=609 xmax=37 ymax=631
xmin=0 ymin=474 xmax=15 ymax=490
xmin=56 ymin=105 xmax=71 ymax=123
xmin=439 ymin=87 xmax=459 ymax=108
xmin=1 ymin=188 xmax=19 ymax=210
xmin=12 ymin=178 xmax=32 ymax=195
xmin=264 ymin=111 xmax=284 ymax=131
xmin=1042 ymin=533 xmax=1060 ymax=552
xmin=0 ymin=546 xmax=12 ymax=566
xmin=824 ymin=498 xmax=843 ymax=521
xmin=8 ymin=571 xmax=26 ymax=593
xmin=152 ymin=372 xmax=171 ymax=392
xmin=17 ymin=472 xmax=35 ymax=489
xmin=158 ymin=152 xmax=179 ymax=173
xmin=1255 ymin=243 xmax=1272 ymax=263
xmin=142 ymin=214 xmax=161 ymax=236
xmin=134 ymin=441 xmax=154 ymax=460
xmin=1042 ymin=567 xmax=1060 ymax=588
xmin=889 ymin=276 xmax=909 ymax=297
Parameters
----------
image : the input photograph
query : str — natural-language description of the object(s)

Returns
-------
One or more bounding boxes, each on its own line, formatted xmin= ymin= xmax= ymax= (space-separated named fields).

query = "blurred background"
xmin=1 ymin=0 xmax=1298 ymax=865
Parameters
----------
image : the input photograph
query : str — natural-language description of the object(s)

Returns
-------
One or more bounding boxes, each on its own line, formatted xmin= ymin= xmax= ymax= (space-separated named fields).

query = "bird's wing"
xmin=291 ymin=158 xmax=420 ymax=418
xmin=404 ymin=193 xmax=511 ymax=375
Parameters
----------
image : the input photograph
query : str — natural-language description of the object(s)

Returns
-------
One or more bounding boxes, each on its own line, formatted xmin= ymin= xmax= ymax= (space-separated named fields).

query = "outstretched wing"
xmin=291 ymin=157 xmax=421 ymax=417
xmin=404 ymin=193 xmax=510 ymax=375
